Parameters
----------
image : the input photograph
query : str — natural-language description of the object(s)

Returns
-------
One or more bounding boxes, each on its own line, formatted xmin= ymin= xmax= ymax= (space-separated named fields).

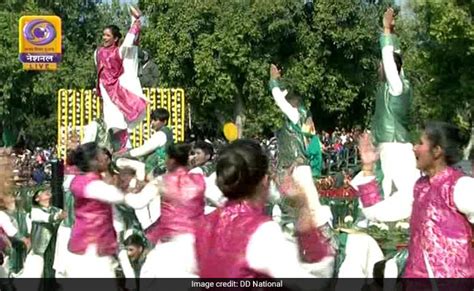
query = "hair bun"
xmin=216 ymin=151 xmax=249 ymax=198
xmin=215 ymin=139 xmax=269 ymax=200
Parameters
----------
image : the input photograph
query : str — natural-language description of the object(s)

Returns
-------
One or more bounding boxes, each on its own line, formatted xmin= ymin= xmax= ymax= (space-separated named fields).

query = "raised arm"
xmin=381 ymin=8 xmax=403 ymax=96
xmin=120 ymin=17 xmax=141 ymax=58
xmin=269 ymin=64 xmax=300 ymax=124
xmin=353 ymin=132 xmax=413 ymax=221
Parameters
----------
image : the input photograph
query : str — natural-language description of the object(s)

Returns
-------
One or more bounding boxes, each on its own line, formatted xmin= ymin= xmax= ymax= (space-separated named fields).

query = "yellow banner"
xmin=57 ymin=88 xmax=186 ymax=161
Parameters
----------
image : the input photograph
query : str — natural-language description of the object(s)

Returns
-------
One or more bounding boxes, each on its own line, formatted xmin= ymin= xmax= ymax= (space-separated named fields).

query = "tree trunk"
xmin=234 ymin=94 xmax=245 ymax=139
xmin=463 ymin=125 xmax=474 ymax=160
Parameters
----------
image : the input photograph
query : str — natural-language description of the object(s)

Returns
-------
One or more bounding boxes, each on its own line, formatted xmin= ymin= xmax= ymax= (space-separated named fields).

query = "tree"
xmin=139 ymin=0 xmax=386 ymax=137
xmin=397 ymin=0 xmax=473 ymax=135
xmin=3 ymin=0 xmax=471 ymax=147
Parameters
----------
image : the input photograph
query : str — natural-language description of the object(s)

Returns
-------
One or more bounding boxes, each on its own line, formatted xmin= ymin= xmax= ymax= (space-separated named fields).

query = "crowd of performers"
xmin=0 ymin=6 xmax=472 ymax=291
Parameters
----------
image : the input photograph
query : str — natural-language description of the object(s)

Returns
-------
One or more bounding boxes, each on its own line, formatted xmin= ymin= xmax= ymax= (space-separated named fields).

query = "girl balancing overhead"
xmin=95 ymin=6 xmax=148 ymax=153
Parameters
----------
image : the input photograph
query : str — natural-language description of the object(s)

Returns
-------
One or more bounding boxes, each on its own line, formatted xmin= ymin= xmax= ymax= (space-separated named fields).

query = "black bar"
xmin=50 ymin=159 xmax=64 ymax=209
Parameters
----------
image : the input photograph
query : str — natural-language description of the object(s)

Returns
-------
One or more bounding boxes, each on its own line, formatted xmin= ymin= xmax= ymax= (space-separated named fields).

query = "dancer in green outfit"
xmin=0 ymin=193 xmax=30 ymax=276
xmin=20 ymin=187 xmax=66 ymax=278
xmin=268 ymin=64 xmax=329 ymax=223
xmin=116 ymin=108 xmax=174 ymax=181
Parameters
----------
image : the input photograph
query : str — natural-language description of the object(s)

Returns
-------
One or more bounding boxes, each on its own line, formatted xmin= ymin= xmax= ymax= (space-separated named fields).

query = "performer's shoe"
xmin=129 ymin=5 xmax=142 ymax=19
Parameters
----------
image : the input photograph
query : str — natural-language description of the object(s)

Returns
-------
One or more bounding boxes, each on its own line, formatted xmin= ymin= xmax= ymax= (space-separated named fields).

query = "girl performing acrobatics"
xmin=95 ymin=6 xmax=148 ymax=152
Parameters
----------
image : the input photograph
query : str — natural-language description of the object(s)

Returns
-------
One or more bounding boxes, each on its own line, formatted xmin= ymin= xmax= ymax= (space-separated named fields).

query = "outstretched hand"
xmin=383 ymin=7 xmax=395 ymax=32
xmin=358 ymin=132 xmax=379 ymax=167
xmin=58 ymin=211 xmax=68 ymax=221
xmin=270 ymin=64 xmax=281 ymax=80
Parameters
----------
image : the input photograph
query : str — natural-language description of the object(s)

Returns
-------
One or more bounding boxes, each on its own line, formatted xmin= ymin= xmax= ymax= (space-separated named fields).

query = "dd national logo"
xmin=19 ymin=15 xmax=62 ymax=71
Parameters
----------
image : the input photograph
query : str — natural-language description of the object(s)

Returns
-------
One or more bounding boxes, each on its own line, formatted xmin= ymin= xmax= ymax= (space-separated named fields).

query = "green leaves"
xmin=399 ymin=0 xmax=473 ymax=132
xmin=139 ymin=0 xmax=386 ymax=135
xmin=2 ymin=0 xmax=470 ymax=145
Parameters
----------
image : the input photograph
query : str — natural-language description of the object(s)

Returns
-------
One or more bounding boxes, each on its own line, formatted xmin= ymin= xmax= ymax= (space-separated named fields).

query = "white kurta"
xmin=64 ymin=179 xmax=140 ymax=278
xmin=53 ymin=175 xmax=75 ymax=278
xmin=95 ymin=18 xmax=147 ymax=132
xmin=376 ymin=39 xmax=420 ymax=201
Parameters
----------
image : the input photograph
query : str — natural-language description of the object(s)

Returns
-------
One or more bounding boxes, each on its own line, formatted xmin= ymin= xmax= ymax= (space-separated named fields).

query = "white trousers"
xmin=140 ymin=233 xmax=197 ymax=278
xmin=60 ymin=245 xmax=118 ymax=291
xmin=336 ymin=233 xmax=384 ymax=291
xmin=18 ymin=253 xmax=43 ymax=278
xmin=65 ymin=245 xmax=117 ymax=278
xmin=378 ymin=142 xmax=419 ymax=198
xmin=338 ymin=233 xmax=384 ymax=278
xmin=53 ymin=225 xmax=73 ymax=278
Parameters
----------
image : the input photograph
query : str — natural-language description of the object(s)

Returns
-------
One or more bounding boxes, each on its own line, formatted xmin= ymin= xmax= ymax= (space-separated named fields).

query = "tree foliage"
xmin=0 ymin=0 xmax=472 ymax=146
xmin=139 ymin=0 xmax=387 ymax=137
xmin=398 ymin=0 xmax=473 ymax=132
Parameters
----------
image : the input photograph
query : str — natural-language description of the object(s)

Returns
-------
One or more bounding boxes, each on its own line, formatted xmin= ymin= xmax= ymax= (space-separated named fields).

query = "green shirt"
xmin=372 ymin=34 xmax=412 ymax=144
xmin=269 ymin=79 xmax=309 ymax=169
xmin=144 ymin=126 xmax=174 ymax=174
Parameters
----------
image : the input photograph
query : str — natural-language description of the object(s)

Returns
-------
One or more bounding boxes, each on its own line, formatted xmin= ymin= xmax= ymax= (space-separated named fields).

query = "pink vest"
xmin=145 ymin=167 xmax=205 ymax=244
xmin=96 ymin=45 xmax=146 ymax=123
xmin=69 ymin=172 xmax=117 ymax=256
xmin=404 ymin=167 xmax=474 ymax=278
xmin=195 ymin=200 xmax=272 ymax=278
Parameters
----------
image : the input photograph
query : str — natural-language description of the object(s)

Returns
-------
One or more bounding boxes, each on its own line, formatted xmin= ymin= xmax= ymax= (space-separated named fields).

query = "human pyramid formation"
xmin=0 ymin=5 xmax=472 ymax=291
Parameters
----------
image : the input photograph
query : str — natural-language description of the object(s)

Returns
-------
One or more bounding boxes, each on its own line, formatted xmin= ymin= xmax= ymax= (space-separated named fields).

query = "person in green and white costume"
xmin=118 ymin=232 xmax=149 ymax=291
xmin=352 ymin=8 xmax=420 ymax=220
xmin=189 ymin=141 xmax=215 ymax=177
xmin=0 ymin=193 xmax=30 ymax=276
xmin=114 ymin=168 xmax=146 ymax=240
xmin=115 ymin=108 xmax=174 ymax=181
xmin=268 ymin=64 xmax=384 ymax=282
xmin=18 ymin=187 xmax=66 ymax=278
xmin=350 ymin=8 xmax=420 ymax=281
xmin=189 ymin=141 xmax=224 ymax=214
xmin=268 ymin=64 xmax=330 ymax=225
xmin=52 ymin=150 xmax=79 ymax=278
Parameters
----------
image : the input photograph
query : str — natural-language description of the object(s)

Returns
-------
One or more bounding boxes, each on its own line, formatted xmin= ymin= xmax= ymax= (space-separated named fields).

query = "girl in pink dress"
xmin=195 ymin=139 xmax=335 ymax=288
xmin=65 ymin=142 xmax=152 ymax=279
xmin=357 ymin=122 xmax=474 ymax=283
xmin=95 ymin=13 xmax=147 ymax=152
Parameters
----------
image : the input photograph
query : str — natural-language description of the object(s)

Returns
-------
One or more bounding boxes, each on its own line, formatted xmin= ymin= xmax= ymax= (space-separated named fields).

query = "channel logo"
xmin=19 ymin=16 xmax=62 ymax=71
